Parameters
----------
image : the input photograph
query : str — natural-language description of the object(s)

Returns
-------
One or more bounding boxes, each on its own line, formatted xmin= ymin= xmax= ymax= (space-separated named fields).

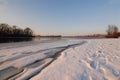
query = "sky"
xmin=0 ymin=0 xmax=120 ymax=36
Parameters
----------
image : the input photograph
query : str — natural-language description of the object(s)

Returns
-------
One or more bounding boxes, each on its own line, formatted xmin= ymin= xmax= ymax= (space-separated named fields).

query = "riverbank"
xmin=31 ymin=39 xmax=120 ymax=80
xmin=0 ymin=38 xmax=120 ymax=80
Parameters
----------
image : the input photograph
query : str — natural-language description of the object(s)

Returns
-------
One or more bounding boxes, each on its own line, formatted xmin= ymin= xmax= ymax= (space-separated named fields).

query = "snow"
xmin=0 ymin=38 xmax=120 ymax=80
xmin=31 ymin=39 xmax=120 ymax=80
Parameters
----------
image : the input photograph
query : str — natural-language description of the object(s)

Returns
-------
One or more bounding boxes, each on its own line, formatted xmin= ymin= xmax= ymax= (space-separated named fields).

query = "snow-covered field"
xmin=0 ymin=38 xmax=120 ymax=80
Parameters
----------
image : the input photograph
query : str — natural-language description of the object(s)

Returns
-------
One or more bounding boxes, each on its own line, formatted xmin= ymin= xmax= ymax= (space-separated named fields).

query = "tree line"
xmin=106 ymin=25 xmax=120 ymax=38
xmin=0 ymin=23 xmax=33 ymax=37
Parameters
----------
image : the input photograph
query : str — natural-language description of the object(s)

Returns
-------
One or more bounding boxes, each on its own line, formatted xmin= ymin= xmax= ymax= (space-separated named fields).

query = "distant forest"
xmin=0 ymin=23 xmax=33 ymax=37
xmin=0 ymin=23 xmax=120 ymax=38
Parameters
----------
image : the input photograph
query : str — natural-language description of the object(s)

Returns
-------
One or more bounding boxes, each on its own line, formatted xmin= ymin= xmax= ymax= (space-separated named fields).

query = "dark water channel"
xmin=0 ymin=37 xmax=62 ymax=43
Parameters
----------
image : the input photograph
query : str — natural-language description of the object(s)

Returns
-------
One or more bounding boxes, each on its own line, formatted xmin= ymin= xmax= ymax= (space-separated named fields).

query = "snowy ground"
xmin=0 ymin=38 xmax=120 ymax=80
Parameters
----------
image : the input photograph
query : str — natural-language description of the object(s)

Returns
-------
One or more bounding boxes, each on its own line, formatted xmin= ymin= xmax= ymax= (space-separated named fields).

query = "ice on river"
xmin=0 ymin=38 xmax=120 ymax=80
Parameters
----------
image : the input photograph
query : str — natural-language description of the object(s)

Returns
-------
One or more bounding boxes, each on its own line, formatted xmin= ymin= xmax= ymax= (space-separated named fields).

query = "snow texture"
xmin=0 ymin=38 xmax=120 ymax=80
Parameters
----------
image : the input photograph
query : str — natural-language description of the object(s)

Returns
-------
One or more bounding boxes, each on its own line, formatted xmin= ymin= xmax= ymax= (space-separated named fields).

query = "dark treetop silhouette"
xmin=0 ymin=23 xmax=33 ymax=37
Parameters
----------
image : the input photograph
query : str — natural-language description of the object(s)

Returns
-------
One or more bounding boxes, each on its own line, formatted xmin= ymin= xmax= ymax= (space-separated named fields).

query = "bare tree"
xmin=24 ymin=27 xmax=33 ymax=37
xmin=107 ymin=25 xmax=118 ymax=35
xmin=106 ymin=25 xmax=119 ymax=38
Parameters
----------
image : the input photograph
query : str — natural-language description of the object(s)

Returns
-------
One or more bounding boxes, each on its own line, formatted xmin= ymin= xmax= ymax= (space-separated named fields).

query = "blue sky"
xmin=0 ymin=0 xmax=120 ymax=35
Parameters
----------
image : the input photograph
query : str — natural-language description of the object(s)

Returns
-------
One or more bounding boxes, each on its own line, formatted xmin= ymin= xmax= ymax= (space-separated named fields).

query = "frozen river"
xmin=0 ymin=38 xmax=120 ymax=80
